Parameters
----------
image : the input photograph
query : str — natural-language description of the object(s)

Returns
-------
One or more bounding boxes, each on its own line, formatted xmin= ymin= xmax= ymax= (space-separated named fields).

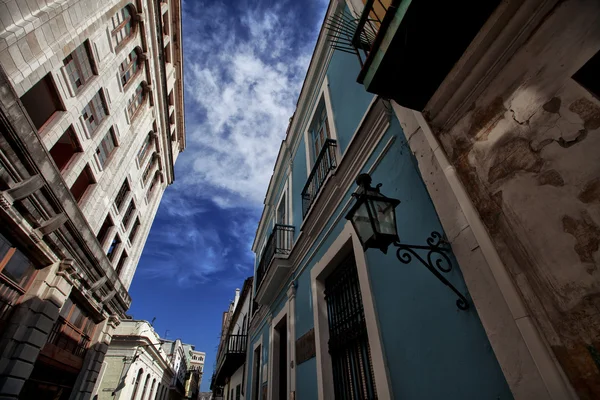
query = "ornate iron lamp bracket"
xmin=393 ymin=231 xmax=469 ymax=310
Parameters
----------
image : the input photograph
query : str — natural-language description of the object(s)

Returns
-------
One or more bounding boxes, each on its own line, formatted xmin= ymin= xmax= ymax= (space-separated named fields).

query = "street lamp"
xmin=345 ymin=173 xmax=469 ymax=310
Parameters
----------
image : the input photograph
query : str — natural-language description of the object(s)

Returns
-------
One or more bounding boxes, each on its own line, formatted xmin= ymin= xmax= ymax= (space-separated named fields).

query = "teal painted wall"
xmin=326 ymin=50 xmax=375 ymax=154
xmin=248 ymin=43 xmax=512 ymax=398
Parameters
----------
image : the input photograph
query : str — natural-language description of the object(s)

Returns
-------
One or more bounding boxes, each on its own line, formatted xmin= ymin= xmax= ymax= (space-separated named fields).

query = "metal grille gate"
xmin=325 ymin=255 xmax=377 ymax=400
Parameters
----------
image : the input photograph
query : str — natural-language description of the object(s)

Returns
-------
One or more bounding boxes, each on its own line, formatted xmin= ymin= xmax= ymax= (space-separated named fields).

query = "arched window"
xmin=148 ymin=378 xmax=157 ymax=400
xmin=131 ymin=369 xmax=143 ymax=400
xmin=111 ymin=5 xmax=137 ymax=50
xmin=119 ymin=47 xmax=143 ymax=87
xmin=140 ymin=373 xmax=151 ymax=399
xmin=127 ymin=82 xmax=147 ymax=120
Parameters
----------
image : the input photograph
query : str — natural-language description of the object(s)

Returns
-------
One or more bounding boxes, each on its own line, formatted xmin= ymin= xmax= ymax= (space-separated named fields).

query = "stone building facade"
xmin=0 ymin=0 xmax=184 ymax=398
xmin=93 ymin=319 xmax=174 ymax=400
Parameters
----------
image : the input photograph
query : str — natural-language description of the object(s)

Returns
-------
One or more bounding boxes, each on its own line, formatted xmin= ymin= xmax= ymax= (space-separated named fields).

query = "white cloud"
xmin=180 ymin=0 xmax=320 ymax=208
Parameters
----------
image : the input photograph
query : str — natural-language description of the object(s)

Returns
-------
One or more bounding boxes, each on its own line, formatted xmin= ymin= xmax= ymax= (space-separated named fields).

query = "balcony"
xmin=301 ymin=139 xmax=337 ymax=218
xmin=329 ymin=0 xmax=500 ymax=110
xmin=40 ymin=316 xmax=91 ymax=370
xmin=255 ymin=224 xmax=294 ymax=305
xmin=213 ymin=334 xmax=247 ymax=386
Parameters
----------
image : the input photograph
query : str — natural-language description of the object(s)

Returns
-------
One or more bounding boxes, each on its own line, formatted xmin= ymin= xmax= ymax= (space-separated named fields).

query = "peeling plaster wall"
xmin=432 ymin=0 xmax=600 ymax=396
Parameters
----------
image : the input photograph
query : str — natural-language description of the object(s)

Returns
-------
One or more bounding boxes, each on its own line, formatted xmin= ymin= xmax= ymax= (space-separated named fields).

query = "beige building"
xmin=0 ymin=0 xmax=184 ymax=398
xmin=93 ymin=319 xmax=174 ymax=400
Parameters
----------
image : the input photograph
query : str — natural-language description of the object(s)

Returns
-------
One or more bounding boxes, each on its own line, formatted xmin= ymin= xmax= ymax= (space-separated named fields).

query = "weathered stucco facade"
xmin=378 ymin=0 xmax=600 ymax=398
xmin=0 ymin=0 xmax=184 ymax=398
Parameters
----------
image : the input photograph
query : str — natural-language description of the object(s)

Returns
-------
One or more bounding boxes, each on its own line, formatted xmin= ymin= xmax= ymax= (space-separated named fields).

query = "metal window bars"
xmin=301 ymin=139 xmax=337 ymax=218
xmin=256 ymin=224 xmax=295 ymax=290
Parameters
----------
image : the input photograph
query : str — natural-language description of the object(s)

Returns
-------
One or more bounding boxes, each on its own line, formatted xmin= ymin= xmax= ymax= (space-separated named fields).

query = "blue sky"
xmin=127 ymin=0 xmax=327 ymax=391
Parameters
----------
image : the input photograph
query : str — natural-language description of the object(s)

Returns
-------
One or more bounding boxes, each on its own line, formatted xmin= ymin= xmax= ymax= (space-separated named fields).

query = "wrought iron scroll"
xmin=394 ymin=231 xmax=470 ymax=310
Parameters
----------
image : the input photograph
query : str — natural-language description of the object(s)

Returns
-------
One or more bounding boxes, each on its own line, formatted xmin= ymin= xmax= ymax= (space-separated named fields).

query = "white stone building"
xmin=93 ymin=319 xmax=174 ymax=400
xmin=211 ymin=278 xmax=253 ymax=400
xmin=0 ymin=0 xmax=184 ymax=397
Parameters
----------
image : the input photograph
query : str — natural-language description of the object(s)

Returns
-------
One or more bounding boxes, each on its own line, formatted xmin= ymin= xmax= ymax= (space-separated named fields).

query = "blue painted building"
xmin=244 ymin=2 xmax=515 ymax=399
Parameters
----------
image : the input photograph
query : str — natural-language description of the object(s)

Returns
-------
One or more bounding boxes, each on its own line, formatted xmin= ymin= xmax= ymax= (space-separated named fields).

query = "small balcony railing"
xmin=325 ymin=1 xmax=395 ymax=81
xmin=301 ymin=139 xmax=337 ymax=218
xmin=46 ymin=316 xmax=91 ymax=358
xmin=214 ymin=333 xmax=248 ymax=385
xmin=256 ymin=224 xmax=295 ymax=290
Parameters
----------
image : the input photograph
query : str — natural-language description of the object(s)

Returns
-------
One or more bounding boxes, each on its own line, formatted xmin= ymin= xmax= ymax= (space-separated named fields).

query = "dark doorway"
xmin=274 ymin=316 xmax=287 ymax=400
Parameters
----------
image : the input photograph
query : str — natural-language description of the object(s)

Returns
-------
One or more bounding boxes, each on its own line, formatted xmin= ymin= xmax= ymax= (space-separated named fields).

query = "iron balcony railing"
xmin=46 ymin=316 xmax=91 ymax=358
xmin=325 ymin=0 xmax=397 ymax=79
xmin=256 ymin=224 xmax=295 ymax=290
xmin=301 ymin=139 xmax=337 ymax=218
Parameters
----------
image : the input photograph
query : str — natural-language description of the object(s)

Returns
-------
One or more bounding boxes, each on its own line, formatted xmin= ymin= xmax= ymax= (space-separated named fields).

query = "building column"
xmin=0 ymin=261 xmax=72 ymax=399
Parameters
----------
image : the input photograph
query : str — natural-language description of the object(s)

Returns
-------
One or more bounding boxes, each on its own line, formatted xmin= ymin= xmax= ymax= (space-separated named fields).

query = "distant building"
xmin=93 ymin=319 xmax=173 ymax=400
xmin=161 ymin=339 xmax=188 ymax=398
xmin=0 ymin=0 xmax=184 ymax=397
xmin=198 ymin=392 xmax=213 ymax=400
xmin=211 ymin=278 xmax=253 ymax=400
xmin=183 ymin=344 xmax=206 ymax=399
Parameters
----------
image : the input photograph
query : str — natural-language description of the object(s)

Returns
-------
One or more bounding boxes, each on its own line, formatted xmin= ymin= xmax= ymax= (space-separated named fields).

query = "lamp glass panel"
xmin=367 ymin=197 xmax=397 ymax=236
xmin=351 ymin=200 xmax=375 ymax=245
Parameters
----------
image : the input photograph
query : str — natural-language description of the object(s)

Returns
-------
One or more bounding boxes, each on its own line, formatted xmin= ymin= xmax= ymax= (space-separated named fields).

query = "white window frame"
xmin=310 ymin=221 xmax=393 ymax=400
xmin=268 ymin=304 xmax=291 ymax=400
xmin=303 ymin=76 xmax=339 ymax=176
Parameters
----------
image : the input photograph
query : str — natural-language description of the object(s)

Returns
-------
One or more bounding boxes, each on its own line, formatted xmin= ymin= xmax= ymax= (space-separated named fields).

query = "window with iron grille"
xmin=122 ymin=200 xmax=135 ymax=228
xmin=111 ymin=6 xmax=134 ymax=50
xmin=96 ymin=127 xmax=117 ymax=168
xmin=63 ymin=41 xmax=94 ymax=91
xmin=119 ymin=48 xmax=140 ymax=87
xmin=114 ymin=180 xmax=130 ymax=211
xmin=82 ymin=90 xmax=108 ymax=135
xmin=137 ymin=133 xmax=153 ymax=165
xmin=127 ymin=83 xmax=145 ymax=119
xmin=325 ymin=255 xmax=377 ymax=400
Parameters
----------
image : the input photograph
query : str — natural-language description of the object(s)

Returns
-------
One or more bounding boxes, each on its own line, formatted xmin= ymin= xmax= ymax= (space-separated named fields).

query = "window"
xmin=122 ymin=200 xmax=135 ymax=227
xmin=325 ymin=255 xmax=377 ymax=399
xmin=309 ymin=99 xmax=331 ymax=163
xmin=164 ymin=42 xmax=171 ymax=64
xmin=0 ymin=233 xmax=36 ymax=329
xmin=96 ymin=214 xmax=113 ymax=246
xmin=129 ymin=218 xmax=141 ymax=243
xmin=142 ymin=155 xmax=156 ymax=183
xmin=146 ymin=174 xmax=159 ymax=201
xmin=119 ymin=48 xmax=141 ymax=87
xmin=137 ymin=133 xmax=153 ymax=165
xmin=107 ymin=235 xmax=121 ymax=261
xmin=162 ymin=12 xmax=170 ymax=35
xmin=70 ymin=164 xmax=95 ymax=203
xmin=49 ymin=126 xmax=81 ymax=172
xmin=140 ymin=374 xmax=151 ymax=400
xmin=127 ymin=83 xmax=146 ymax=119
xmin=116 ymin=250 xmax=128 ymax=275
xmin=302 ymin=96 xmax=337 ymax=218
xmin=96 ymin=128 xmax=117 ymax=168
xmin=82 ymin=90 xmax=108 ymax=135
xmin=236 ymin=384 xmax=241 ymax=400
xmin=51 ymin=296 xmax=96 ymax=357
xmin=111 ymin=6 xmax=135 ymax=50
xmin=20 ymin=73 xmax=64 ymax=130
xmin=114 ymin=180 xmax=130 ymax=211
xmin=63 ymin=41 xmax=94 ymax=91
xmin=276 ymin=193 xmax=287 ymax=225
xmin=131 ymin=369 xmax=144 ymax=400
xmin=573 ymin=49 xmax=600 ymax=99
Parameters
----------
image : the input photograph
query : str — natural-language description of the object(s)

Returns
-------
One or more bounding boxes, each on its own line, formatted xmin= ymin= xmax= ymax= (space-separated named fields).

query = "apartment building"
xmin=211 ymin=278 xmax=253 ymax=400
xmin=93 ymin=319 xmax=174 ymax=400
xmin=245 ymin=0 xmax=600 ymax=399
xmin=0 ymin=0 xmax=184 ymax=397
